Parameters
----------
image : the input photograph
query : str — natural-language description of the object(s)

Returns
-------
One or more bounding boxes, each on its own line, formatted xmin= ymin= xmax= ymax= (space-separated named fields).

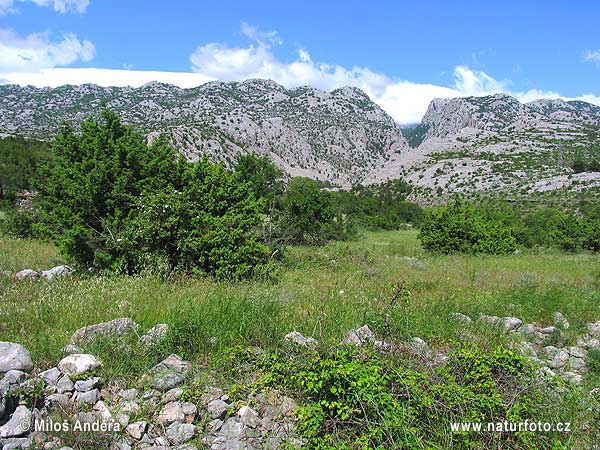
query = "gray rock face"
xmin=57 ymin=354 xmax=102 ymax=376
xmin=0 ymin=81 xmax=409 ymax=187
xmin=0 ymin=406 xmax=31 ymax=438
xmin=70 ymin=318 xmax=139 ymax=344
xmin=14 ymin=269 xmax=39 ymax=281
xmin=0 ymin=342 xmax=33 ymax=374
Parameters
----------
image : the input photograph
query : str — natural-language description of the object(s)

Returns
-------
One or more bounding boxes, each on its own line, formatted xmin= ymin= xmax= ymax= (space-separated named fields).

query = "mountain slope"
xmin=0 ymin=80 xmax=408 ymax=186
xmin=368 ymin=94 xmax=600 ymax=202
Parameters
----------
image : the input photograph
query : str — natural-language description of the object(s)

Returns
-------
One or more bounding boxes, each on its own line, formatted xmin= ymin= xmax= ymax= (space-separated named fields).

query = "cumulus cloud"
xmin=2 ymin=24 xmax=600 ymax=124
xmin=0 ymin=29 xmax=95 ymax=72
xmin=584 ymin=49 xmax=600 ymax=64
xmin=0 ymin=0 xmax=89 ymax=14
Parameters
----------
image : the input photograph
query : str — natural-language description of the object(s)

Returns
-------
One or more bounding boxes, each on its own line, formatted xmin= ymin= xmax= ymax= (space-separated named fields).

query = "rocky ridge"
xmin=0 ymin=80 xmax=408 ymax=186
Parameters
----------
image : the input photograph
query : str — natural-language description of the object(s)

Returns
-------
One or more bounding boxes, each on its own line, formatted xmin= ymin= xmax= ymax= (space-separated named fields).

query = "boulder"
xmin=165 ymin=422 xmax=196 ymax=445
xmin=57 ymin=354 xmax=102 ymax=376
xmin=70 ymin=318 xmax=139 ymax=345
xmin=587 ymin=321 xmax=600 ymax=338
xmin=0 ymin=342 xmax=33 ymax=374
xmin=0 ymin=406 xmax=32 ymax=438
xmin=41 ymin=265 xmax=74 ymax=281
xmin=450 ymin=312 xmax=472 ymax=324
xmin=284 ymin=331 xmax=317 ymax=348
xmin=125 ymin=421 xmax=147 ymax=440
xmin=14 ymin=269 xmax=39 ymax=281
xmin=157 ymin=402 xmax=197 ymax=425
xmin=139 ymin=324 xmax=168 ymax=347
xmin=207 ymin=399 xmax=231 ymax=420
xmin=501 ymin=317 xmax=523 ymax=331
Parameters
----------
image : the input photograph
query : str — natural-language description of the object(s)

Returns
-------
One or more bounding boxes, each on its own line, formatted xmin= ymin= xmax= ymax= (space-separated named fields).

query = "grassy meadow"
xmin=2 ymin=230 xmax=600 ymax=448
xmin=1 ymin=229 xmax=599 ymax=377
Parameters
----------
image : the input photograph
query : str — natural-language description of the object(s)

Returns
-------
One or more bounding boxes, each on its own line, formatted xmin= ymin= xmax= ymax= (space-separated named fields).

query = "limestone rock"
xmin=57 ymin=354 xmax=102 ymax=376
xmin=0 ymin=342 xmax=33 ymax=374
xmin=70 ymin=318 xmax=139 ymax=345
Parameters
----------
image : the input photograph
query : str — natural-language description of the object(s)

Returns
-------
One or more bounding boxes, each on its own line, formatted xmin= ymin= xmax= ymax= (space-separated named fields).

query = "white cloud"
xmin=0 ymin=29 xmax=95 ymax=72
xmin=0 ymin=0 xmax=89 ymax=14
xmin=1 ymin=24 xmax=600 ymax=124
xmin=584 ymin=49 xmax=600 ymax=64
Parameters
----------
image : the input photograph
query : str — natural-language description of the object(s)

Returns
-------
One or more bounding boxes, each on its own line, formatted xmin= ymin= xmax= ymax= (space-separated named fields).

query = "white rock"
xmin=125 ymin=421 xmax=147 ymax=440
xmin=14 ymin=269 xmax=39 ymax=281
xmin=41 ymin=265 xmax=74 ymax=281
xmin=70 ymin=318 xmax=139 ymax=344
xmin=284 ymin=331 xmax=317 ymax=347
xmin=0 ymin=342 xmax=33 ymax=374
xmin=139 ymin=324 xmax=168 ymax=346
xmin=0 ymin=405 xmax=32 ymax=438
xmin=57 ymin=354 xmax=102 ymax=376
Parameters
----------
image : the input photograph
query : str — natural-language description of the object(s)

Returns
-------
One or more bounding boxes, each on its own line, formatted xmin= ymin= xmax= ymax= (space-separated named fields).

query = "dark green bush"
xmin=276 ymin=177 xmax=347 ymax=245
xmin=419 ymin=200 xmax=516 ymax=255
xmin=37 ymin=110 xmax=271 ymax=278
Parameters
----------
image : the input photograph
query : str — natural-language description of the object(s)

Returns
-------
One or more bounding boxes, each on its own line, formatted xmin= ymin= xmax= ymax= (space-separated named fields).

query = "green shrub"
xmin=37 ymin=109 xmax=271 ymax=278
xmin=241 ymin=346 xmax=583 ymax=449
xmin=276 ymin=177 xmax=347 ymax=245
xmin=419 ymin=200 xmax=516 ymax=255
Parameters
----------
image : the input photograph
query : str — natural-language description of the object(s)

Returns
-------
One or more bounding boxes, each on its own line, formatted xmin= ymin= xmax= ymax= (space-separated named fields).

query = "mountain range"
xmin=1 ymin=79 xmax=599 ymax=202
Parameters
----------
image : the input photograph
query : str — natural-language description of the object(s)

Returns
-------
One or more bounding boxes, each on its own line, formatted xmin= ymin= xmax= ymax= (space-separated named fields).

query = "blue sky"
xmin=1 ymin=0 xmax=599 ymax=123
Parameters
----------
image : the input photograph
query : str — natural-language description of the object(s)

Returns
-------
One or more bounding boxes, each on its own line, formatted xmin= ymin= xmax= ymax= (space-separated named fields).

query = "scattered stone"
xmin=207 ymin=399 xmax=231 ymax=420
xmin=74 ymin=376 xmax=101 ymax=392
xmin=553 ymin=312 xmax=570 ymax=329
xmin=0 ymin=406 xmax=32 ymax=438
xmin=139 ymin=324 xmax=169 ymax=347
xmin=157 ymin=402 xmax=197 ymax=425
xmin=563 ymin=371 xmax=583 ymax=384
xmin=38 ymin=367 xmax=61 ymax=385
xmin=41 ymin=265 xmax=74 ymax=281
xmin=125 ymin=421 xmax=148 ymax=440
xmin=539 ymin=326 xmax=557 ymax=335
xmin=0 ymin=342 xmax=33 ymax=374
xmin=57 ymin=354 xmax=102 ymax=376
xmin=1 ymin=370 xmax=28 ymax=387
xmin=73 ymin=388 xmax=100 ymax=406
xmin=501 ymin=317 xmax=523 ymax=331
xmin=165 ymin=422 xmax=196 ymax=445
xmin=55 ymin=375 xmax=74 ymax=393
xmin=161 ymin=387 xmax=183 ymax=403
xmin=45 ymin=393 xmax=70 ymax=407
xmin=61 ymin=344 xmax=83 ymax=355
xmin=408 ymin=337 xmax=431 ymax=356
xmin=587 ymin=321 xmax=600 ymax=338
xmin=569 ymin=357 xmax=587 ymax=373
xmin=151 ymin=372 xmax=186 ymax=392
xmin=567 ymin=346 xmax=587 ymax=359
xmin=118 ymin=388 xmax=138 ymax=401
xmin=70 ymin=318 xmax=139 ymax=345
xmin=284 ymin=331 xmax=317 ymax=348
xmin=450 ymin=312 xmax=472 ymax=324
xmin=1 ymin=436 xmax=32 ymax=449
xmin=237 ymin=406 xmax=259 ymax=429
xmin=479 ymin=314 xmax=500 ymax=325
xmin=14 ymin=269 xmax=39 ymax=281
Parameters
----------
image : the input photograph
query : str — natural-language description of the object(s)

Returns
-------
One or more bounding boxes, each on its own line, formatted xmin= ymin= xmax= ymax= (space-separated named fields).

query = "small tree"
xmin=38 ymin=110 xmax=271 ymax=278
xmin=277 ymin=177 xmax=345 ymax=245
